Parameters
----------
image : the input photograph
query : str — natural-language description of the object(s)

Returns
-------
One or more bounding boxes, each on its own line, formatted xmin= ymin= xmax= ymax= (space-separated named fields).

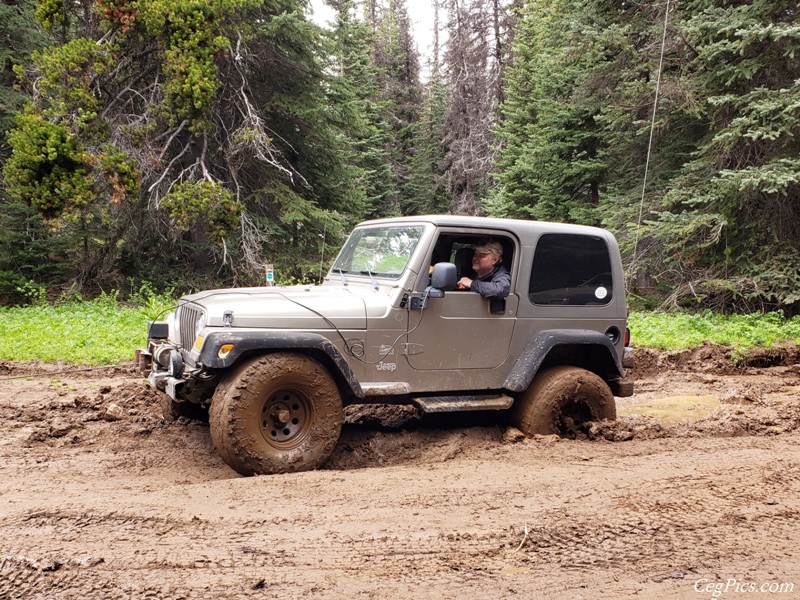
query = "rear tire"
xmin=209 ymin=353 xmax=343 ymax=476
xmin=512 ymin=366 xmax=616 ymax=437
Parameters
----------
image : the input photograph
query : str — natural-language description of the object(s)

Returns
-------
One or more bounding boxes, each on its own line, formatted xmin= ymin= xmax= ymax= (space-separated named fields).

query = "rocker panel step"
xmin=411 ymin=394 xmax=514 ymax=414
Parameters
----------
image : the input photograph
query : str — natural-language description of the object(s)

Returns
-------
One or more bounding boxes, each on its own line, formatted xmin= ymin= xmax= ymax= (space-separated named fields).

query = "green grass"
xmin=0 ymin=292 xmax=175 ymax=365
xmin=628 ymin=310 xmax=800 ymax=353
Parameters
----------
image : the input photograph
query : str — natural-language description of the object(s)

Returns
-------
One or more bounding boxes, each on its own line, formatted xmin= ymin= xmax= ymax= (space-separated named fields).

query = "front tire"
xmin=512 ymin=366 xmax=616 ymax=437
xmin=209 ymin=353 xmax=344 ymax=475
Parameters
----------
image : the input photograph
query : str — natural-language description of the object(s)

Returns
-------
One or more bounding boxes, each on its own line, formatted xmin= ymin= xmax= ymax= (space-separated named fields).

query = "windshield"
xmin=331 ymin=225 xmax=426 ymax=279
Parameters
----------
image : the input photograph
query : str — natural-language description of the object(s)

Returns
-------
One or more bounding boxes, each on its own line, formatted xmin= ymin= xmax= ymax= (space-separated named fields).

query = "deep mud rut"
xmin=1 ymin=348 xmax=800 ymax=600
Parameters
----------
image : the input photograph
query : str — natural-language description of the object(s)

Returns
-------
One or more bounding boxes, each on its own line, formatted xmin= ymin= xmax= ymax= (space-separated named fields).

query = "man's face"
xmin=472 ymin=251 xmax=498 ymax=277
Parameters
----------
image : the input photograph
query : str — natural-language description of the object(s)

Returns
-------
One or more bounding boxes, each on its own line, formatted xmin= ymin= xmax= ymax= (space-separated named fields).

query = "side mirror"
xmin=410 ymin=262 xmax=458 ymax=309
xmin=430 ymin=262 xmax=458 ymax=291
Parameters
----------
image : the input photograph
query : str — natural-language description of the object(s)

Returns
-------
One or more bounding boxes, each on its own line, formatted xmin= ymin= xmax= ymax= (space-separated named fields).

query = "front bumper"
xmin=136 ymin=345 xmax=186 ymax=400
xmin=148 ymin=369 xmax=186 ymax=400
xmin=136 ymin=341 xmax=214 ymax=403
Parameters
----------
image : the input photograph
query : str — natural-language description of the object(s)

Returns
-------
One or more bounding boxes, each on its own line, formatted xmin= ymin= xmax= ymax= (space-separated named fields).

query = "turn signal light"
xmin=218 ymin=344 xmax=234 ymax=359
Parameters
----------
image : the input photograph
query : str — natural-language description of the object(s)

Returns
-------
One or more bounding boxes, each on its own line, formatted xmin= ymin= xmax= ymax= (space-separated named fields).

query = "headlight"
xmin=195 ymin=313 xmax=207 ymax=337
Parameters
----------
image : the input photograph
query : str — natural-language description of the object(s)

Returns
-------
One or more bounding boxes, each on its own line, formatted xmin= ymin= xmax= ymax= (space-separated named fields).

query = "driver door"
xmin=405 ymin=231 xmax=518 ymax=371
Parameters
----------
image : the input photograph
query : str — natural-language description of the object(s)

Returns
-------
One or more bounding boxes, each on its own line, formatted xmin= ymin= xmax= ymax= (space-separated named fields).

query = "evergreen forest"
xmin=1 ymin=0 xmax=799 ymax=313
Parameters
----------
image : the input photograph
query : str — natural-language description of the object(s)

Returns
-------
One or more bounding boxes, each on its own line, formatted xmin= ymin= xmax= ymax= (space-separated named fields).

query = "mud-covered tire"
xmin=160 ymin=396 xmax=208 ymax=422
xmin=209 ymin=353 xmax=343 ymax=476
xmin=512 ymin=366 xmax=616 ymax=437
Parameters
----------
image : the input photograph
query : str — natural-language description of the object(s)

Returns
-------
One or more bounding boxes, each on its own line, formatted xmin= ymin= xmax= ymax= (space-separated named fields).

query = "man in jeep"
xmin=138 ymin=215 xmax=634 ymax=476
xmin=457 ymin=238 xmax=511 ymax=298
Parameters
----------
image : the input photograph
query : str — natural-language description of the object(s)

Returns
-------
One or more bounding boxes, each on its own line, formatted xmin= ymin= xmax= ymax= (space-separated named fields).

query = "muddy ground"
xmin=1 ymin=346 xmax=800 ymax=599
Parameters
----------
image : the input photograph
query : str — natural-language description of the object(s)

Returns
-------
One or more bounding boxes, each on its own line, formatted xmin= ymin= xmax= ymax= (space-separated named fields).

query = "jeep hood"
xmin=179 ymin=285 xmax=394 ymax=330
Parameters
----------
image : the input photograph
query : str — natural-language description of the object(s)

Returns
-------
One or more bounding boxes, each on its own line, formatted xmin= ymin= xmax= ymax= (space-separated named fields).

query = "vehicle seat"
xmin=454 ymin=248 xmax=475 ymax=279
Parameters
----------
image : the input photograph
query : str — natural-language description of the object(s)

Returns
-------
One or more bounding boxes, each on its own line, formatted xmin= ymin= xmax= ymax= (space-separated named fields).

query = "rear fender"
xmin=504 ymin=330 xmax=624 ymax=393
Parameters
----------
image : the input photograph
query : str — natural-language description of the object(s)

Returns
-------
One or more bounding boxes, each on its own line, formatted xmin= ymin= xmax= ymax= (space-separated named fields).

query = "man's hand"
xmin=458 ymin=276 xmax=473 ymax=290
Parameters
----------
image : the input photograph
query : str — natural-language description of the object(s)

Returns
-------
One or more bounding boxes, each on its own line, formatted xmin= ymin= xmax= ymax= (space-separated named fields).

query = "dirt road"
xmin=1 ymin=348 xmax=800 ymax=599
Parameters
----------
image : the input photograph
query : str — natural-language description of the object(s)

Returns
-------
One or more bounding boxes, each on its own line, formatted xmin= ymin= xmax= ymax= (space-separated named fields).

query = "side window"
xmin=430 ymin=234 xmax=514 ymax=284
xmin=529 ymin=234 xmax=613 ymax=305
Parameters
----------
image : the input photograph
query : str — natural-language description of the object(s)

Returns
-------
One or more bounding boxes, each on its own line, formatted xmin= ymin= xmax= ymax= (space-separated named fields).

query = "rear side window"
xmin=529 ymin=234 xmax=613 ymax=305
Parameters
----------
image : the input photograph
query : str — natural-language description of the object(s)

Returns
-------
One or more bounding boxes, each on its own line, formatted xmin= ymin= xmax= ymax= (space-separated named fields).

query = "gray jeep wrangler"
xmin=138 ymin=215 xmax=634 ymax=475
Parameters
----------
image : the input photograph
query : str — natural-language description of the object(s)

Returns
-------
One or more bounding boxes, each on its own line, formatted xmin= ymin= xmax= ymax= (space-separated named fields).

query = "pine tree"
xmin=642 ymin=0 xmax=800 ymax=310
xmin=491 ymin=0 xmax=616 ymax=223
xmin=326 ymin=0 xmax=394 ymax=219
xmin=406 ymin=74 xmax=448 ymax=214
xmin=1 ymin=0 xmax=45 ymax=145
xmin=0 ymin=0 xmax=68 ymax=303
xmin=404 ymin=0 xmax=448 ymax=215
xmin=2 ymin=0 xmax=368 ymax=290
xmin=494 ymin=0 xmax=800 ymax=311
xmin=441 ymin=0 xmax=509 ymax=215
xmin=370 ymin=0 xmax=423 ymax=215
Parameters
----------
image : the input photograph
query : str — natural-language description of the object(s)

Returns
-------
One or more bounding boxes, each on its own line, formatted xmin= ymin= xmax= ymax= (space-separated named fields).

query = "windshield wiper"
xmin=337 ymin=268 xmax=348 ymax=286
xmin=360 ymin=270 xmax=379 ymax=290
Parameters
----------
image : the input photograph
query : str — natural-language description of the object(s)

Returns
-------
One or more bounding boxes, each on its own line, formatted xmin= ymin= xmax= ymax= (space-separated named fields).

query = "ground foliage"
xmin=0 ymin=286 xmax=175 ymax=364
xmin=1 ymin=0 xmax=798 ymax=314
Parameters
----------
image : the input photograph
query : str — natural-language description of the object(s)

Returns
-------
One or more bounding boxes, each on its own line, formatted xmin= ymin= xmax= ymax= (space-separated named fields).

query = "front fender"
xmin=198 ymin=330 xmax=364 ymax=398
xmin=504 ymin=329 xmax=624 ymax=393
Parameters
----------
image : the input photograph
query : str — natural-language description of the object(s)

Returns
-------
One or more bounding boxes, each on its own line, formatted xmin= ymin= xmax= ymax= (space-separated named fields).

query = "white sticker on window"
xmin=595 ymin=286 xmax=608 ymax=300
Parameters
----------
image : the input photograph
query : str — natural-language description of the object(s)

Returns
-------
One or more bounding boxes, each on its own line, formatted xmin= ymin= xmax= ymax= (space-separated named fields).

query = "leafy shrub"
xmin=0 ymin=289 xmax=175 ymax=364
xmin=629 ymin=310 xmax=800 ymax=353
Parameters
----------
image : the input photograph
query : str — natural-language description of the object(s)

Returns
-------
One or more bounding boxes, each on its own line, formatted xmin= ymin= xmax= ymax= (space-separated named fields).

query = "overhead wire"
xmin=630 ymin=0 xmax=672 ymax=286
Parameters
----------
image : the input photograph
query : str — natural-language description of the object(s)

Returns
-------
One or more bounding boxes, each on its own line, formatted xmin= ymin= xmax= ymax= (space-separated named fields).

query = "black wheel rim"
xmin=260 ymin=388 xmax=312 ymax=448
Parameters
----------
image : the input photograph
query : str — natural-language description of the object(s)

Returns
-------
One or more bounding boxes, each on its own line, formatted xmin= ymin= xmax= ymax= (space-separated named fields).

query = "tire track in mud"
xmin=4 ymin=451 xmax=800 ymax=600
xmin=2 ymin=366 xmax=800 ymax=599
xmin=505 ymin=460 xmax=800 ymax=576
xmin=0 ymin=509 xmax=506 ymax=599
xmin=0 ymin=461 xmax=800 ymax=597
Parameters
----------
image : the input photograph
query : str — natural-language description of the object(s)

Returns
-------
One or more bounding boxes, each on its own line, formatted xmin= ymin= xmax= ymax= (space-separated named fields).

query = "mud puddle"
xmin=617 ymin=394 xmax=721 ymax=425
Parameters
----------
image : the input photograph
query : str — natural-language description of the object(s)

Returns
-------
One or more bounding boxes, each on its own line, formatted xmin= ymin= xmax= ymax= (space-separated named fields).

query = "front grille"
xmin=179 ymin=304 xmax=202 ymax=349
